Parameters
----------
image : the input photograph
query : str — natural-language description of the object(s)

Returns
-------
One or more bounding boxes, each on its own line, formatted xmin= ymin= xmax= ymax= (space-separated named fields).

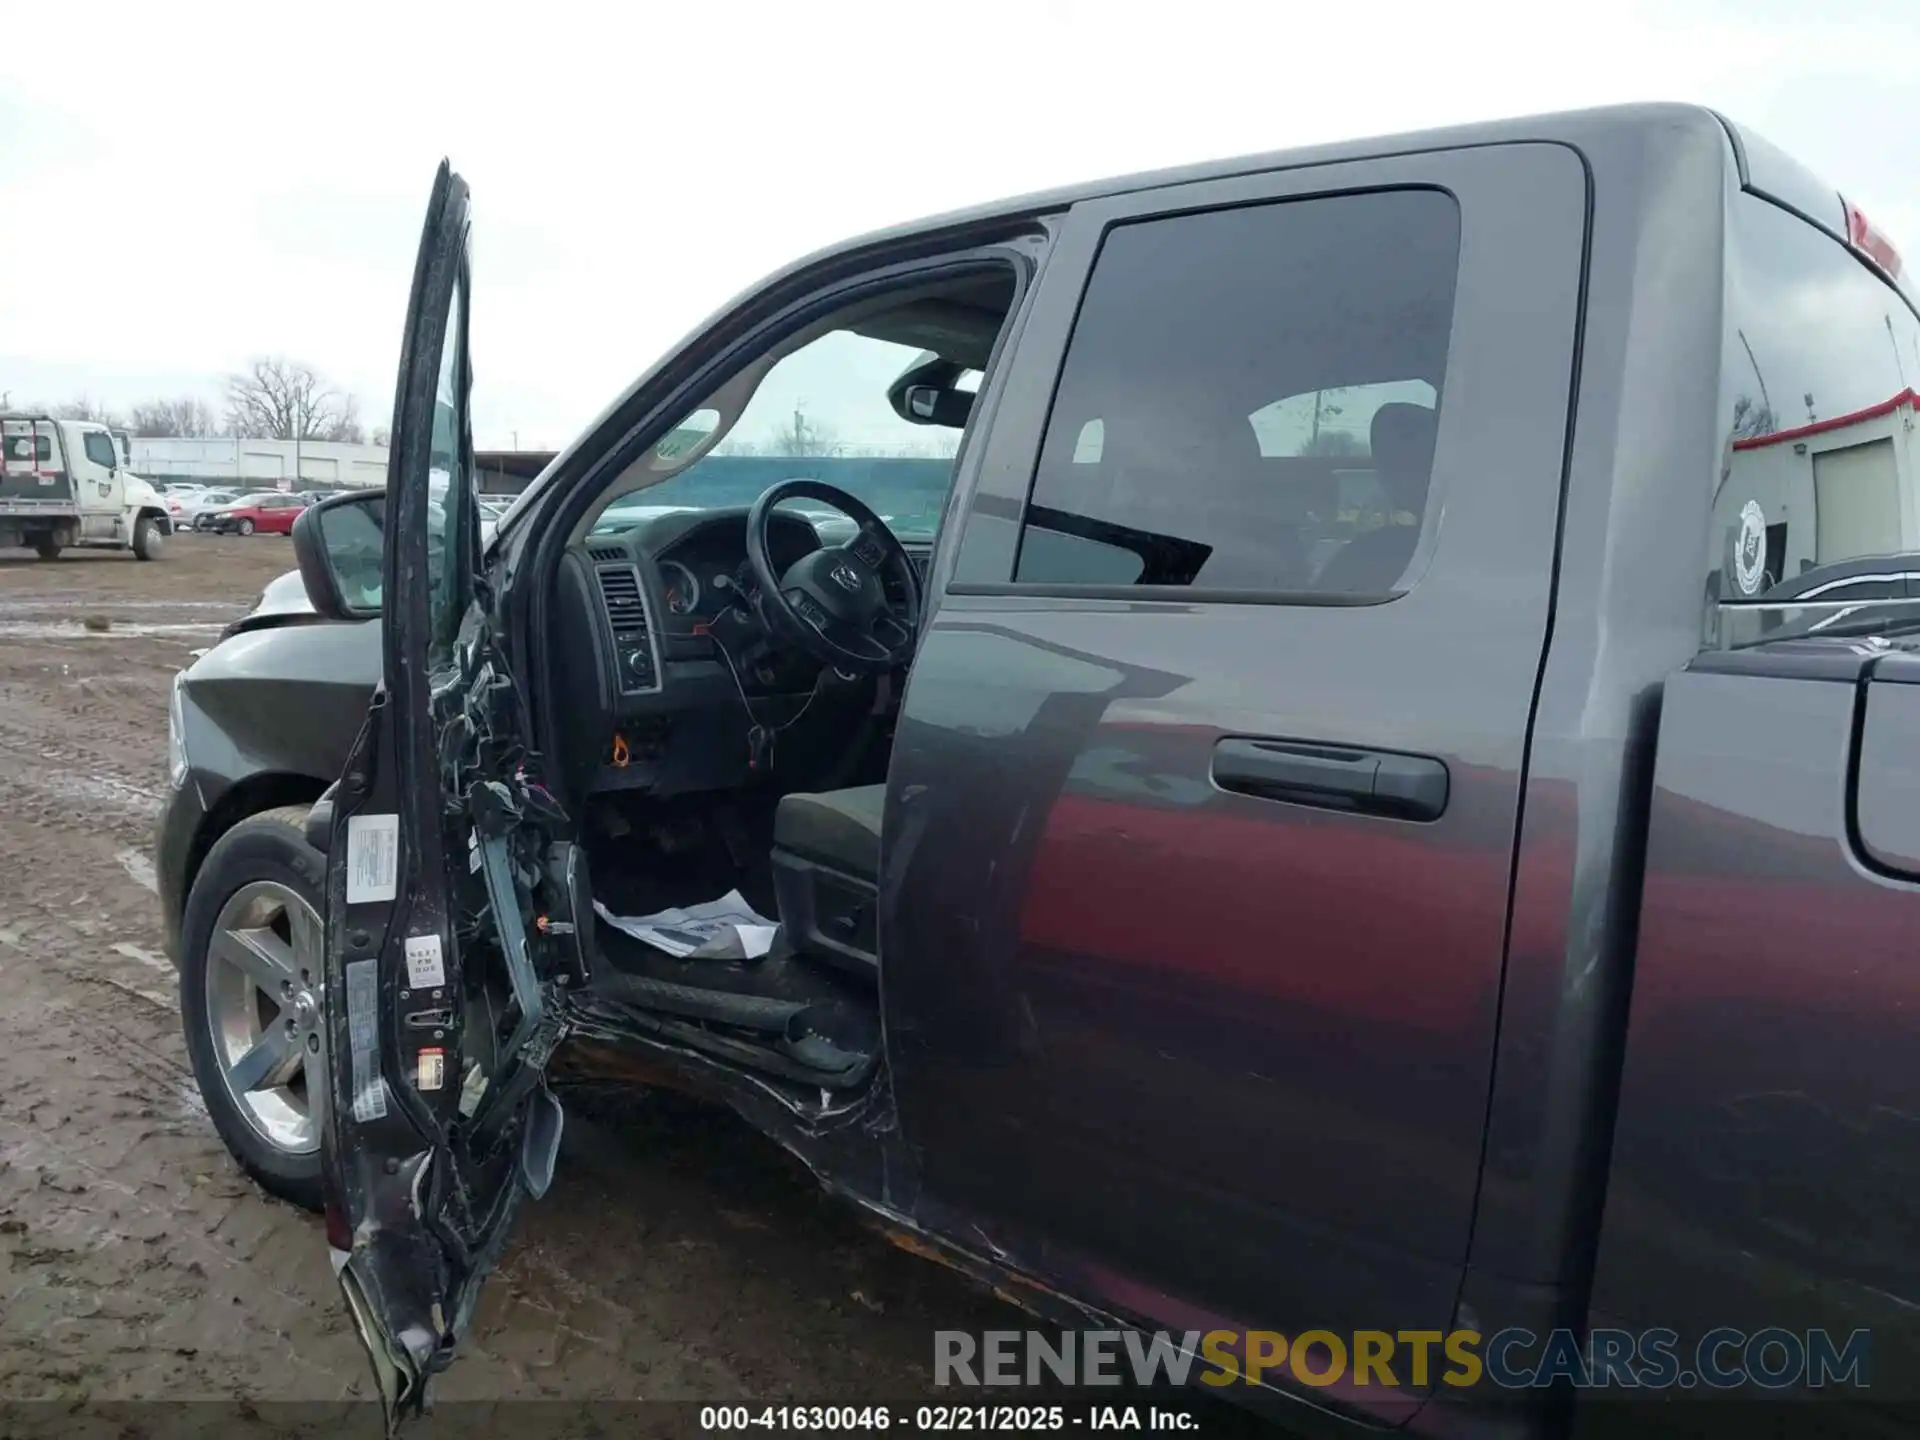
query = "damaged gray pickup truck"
xmin=158 ymin=104 xmax=1920 ymax=1436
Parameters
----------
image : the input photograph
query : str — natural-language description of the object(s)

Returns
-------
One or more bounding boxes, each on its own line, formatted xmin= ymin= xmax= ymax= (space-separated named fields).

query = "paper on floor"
xmin=592 ymin=889 xmax=780 ymax=960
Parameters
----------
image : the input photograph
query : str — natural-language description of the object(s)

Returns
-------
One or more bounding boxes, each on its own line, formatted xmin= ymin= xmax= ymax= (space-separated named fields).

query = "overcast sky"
xmin=1 ymin=0 xmax=1914 ymax=450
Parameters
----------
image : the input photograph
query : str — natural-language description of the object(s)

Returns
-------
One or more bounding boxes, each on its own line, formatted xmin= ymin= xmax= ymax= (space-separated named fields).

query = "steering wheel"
xmin=745 ymin=479 xmax=922 ymax=673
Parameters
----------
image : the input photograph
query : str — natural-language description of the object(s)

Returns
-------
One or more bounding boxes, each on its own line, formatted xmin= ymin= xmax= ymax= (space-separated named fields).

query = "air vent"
xmin=596 ymin=565 xmax=649 ymax=629
xmin=886 ymin=551 xmax=932 ymax=606
xmin=597 ymin=562 xmax=661 ymax=695
xmin=587 ymin=545 xmax=624 ymax=564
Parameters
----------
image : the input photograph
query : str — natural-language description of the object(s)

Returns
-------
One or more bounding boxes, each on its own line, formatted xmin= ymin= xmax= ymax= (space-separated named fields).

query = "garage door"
xmin=1814 ymin=438 xmax=1901 ymax=563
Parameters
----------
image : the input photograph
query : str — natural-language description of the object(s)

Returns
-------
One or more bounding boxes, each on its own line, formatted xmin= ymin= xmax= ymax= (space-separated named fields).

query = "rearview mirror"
xmin=886 ymin=350 xmax=976 ymax=429
xmin=291 ymin=490 xmax=386 ymax=621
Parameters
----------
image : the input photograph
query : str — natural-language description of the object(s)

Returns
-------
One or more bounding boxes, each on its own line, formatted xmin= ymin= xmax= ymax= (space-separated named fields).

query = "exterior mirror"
xmin=291 ymin=490 xmax=385 ymax=620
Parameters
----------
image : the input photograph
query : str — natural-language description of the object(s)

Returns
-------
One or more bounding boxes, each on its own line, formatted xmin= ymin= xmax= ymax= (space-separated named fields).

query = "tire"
xmin=179 ymin=804 xmax=328 ymax=1211
xmin=132 ymin=515 xmax=162 ymax=561
xmin=33 ymin=534 xmax=61 ymax=560
xmin=238 ymin=518 xmax=255 ymax=536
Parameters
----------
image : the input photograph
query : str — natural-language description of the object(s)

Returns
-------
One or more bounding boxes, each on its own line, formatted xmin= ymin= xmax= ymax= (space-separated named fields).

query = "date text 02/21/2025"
xmin=698 ymin=1404 xmax=1200 ymax=1432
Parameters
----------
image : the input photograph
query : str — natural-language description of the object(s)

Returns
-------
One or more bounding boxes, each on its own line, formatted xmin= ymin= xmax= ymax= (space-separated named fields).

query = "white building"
xmin=132 ymin=436 xmax=389 ymax=489
xmin=1713 ymin=387 xmax=1919 ymax=591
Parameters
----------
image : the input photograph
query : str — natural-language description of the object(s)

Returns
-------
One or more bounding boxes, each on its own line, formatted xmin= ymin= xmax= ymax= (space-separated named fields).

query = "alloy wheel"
xmin=205 ymin=879 xmax=324 ymax=1154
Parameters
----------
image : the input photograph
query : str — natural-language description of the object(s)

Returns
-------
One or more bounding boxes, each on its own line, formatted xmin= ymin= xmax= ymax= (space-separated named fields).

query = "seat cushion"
xmin=774 ymin=784 xmax=885 ymax=880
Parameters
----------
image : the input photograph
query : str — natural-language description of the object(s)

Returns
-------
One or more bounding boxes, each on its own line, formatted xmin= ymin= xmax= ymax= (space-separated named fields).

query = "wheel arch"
xmin=184 ymin=771 xmax=334 ymax=911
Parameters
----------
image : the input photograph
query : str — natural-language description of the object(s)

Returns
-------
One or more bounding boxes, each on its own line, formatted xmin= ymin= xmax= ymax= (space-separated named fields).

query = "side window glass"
xmin=1013 ymin=189 xmax=1461 ymax=597
xmin=1710 ymin=197 xmax=1920 ymax=648
xmin=83 ymin=432 xmax=118 ymax=469
xmin=426 ymin=277 xmax=468 ymax=659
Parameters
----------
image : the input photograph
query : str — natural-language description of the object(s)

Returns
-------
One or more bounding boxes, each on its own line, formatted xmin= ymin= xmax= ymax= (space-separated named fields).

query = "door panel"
xmin=884 ymin=144 xmax=1587 ymax=1407
xmin=317 ymin=162 xmax=562 ymax=1423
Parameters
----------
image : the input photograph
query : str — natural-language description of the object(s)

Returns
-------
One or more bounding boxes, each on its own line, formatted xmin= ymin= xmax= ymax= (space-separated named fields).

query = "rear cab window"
xmin=1709 ymin=194 xmax=1920 ymax=648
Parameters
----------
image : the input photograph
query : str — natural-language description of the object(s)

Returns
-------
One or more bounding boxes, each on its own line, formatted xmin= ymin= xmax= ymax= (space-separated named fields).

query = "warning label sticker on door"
xmin=404 ymin=933 xmax=446 ymax=990
xmin=345 ymin=957 xmax=388 ymax=1123
xmin=345 ymin=813 xmax=400 ymax=905
xmin=417 ymin=1047 xmax=446 ymax=1092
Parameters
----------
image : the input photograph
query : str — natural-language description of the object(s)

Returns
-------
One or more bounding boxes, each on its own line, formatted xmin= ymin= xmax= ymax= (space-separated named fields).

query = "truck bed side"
xmin=1593 ymin=645 xmax=1920 ymax=1388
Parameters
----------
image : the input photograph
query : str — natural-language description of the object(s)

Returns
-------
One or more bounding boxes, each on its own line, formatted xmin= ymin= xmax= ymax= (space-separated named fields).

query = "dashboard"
xmin=549 ymin=505 xmax=927 ymax=803
xmin=645 ymin=512 xmax=822 ymax=629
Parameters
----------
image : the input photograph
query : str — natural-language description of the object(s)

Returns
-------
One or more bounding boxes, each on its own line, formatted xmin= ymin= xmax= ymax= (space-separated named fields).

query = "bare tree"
xmin=1307 ymin=386 xmax=1351 ymax=451
xmin=54 ymin=396 xmax=124 ymax=425
xmin=1730 ymin=394 xmax=1777 ymax=441
xmin=886 ymin=434 xmax=961 ymax=459
xmin=767 ymin=407 xmax=839 ymax=458
xmin=129 ymin=395 xmax=221 ymax=438
xmin=225 ymin=357 xmax=365 ymax=443
xmin=1302 ymin=429 xmax=1366 ymax=458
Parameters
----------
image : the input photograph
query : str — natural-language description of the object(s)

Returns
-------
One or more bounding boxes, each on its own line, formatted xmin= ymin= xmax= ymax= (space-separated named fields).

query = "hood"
xmin=222 ymin=568 xmax=319 ymax=638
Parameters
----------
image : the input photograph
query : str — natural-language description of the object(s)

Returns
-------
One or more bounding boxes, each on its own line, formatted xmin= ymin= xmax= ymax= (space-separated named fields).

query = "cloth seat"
xmin=773 ymin=784 xmax=885 ymax=880
xmin=1312 ymin=402 xmax=1438 ymax=595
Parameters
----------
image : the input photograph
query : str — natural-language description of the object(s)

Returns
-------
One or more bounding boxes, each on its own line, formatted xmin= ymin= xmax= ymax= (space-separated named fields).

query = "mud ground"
xmin=0 ymin=534 xmax=1285 ymax=1437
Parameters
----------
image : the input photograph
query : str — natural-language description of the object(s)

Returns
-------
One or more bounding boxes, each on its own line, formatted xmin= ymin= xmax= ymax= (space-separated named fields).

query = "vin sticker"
xmin=345 ymin=814 xmax=400 ymax=905
xmin=417 ymin=1047 xmax=446 ymax=1092
xmin=404 ymin=933 xmax=446 ymax=990
xmin=345 ymin=957 xmax=388 ymax=1122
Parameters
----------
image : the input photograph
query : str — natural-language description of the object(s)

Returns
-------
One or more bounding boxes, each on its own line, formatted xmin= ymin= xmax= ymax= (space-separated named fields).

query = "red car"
xmin=202 ymin=491 xmax=312 ymax=535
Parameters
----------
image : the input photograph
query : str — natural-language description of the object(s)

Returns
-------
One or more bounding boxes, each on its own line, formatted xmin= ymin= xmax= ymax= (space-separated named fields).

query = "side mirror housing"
xmin=291 ymin=490 xmax=386 ymax=621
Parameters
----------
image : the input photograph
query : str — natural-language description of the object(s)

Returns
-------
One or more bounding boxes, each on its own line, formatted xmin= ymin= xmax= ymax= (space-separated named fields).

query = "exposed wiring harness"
xmin=712 ymin=631 xmax=827 ymax=774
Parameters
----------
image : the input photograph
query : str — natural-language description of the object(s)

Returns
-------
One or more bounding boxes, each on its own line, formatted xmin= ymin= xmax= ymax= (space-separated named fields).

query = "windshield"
xmin=592 ymin=455 xmax=954 ymax=543
xmin=591 ymin=327 xmax=977 ymax=544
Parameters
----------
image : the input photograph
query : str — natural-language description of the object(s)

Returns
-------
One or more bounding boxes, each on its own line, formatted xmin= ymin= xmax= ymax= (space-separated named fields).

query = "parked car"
xmin=180 ymin=488 xmax=241 ymax=525
xmin=199 ymin=491 xmax=309 ymax=535
xmin=192 ymin=490 xmax=271 ymax=531
xmin=159 ymin=105 xmax=1918 ymax=1434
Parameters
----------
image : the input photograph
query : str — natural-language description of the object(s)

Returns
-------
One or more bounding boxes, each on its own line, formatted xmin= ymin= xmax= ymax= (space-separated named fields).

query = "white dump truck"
xmin=0 ymin=414 xmax=172 ymax=559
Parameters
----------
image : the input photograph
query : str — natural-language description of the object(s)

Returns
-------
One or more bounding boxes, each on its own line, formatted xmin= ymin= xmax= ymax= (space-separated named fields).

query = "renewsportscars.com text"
xmin=934 ymin=1327 xmax=1872 ymax=1391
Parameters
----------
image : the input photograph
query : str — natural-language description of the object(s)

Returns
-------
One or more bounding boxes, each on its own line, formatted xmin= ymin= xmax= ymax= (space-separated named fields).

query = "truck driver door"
xmin=310 ymin=162 xmax=565 ymax=1426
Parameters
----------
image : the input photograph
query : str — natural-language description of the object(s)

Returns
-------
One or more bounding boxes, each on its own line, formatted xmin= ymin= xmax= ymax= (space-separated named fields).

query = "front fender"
xmin=158 ymin=621 xmax=382 ymax=955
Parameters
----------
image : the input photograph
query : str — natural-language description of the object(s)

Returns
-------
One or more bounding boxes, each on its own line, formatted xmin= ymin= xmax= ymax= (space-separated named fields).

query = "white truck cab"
xmin=0 ymin=414 xmax=172 ymax=559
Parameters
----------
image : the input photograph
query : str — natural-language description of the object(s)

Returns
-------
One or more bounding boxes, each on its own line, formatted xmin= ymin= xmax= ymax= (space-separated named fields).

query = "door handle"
xmin=1211 ymin=738 xmax=1449 ymax=821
